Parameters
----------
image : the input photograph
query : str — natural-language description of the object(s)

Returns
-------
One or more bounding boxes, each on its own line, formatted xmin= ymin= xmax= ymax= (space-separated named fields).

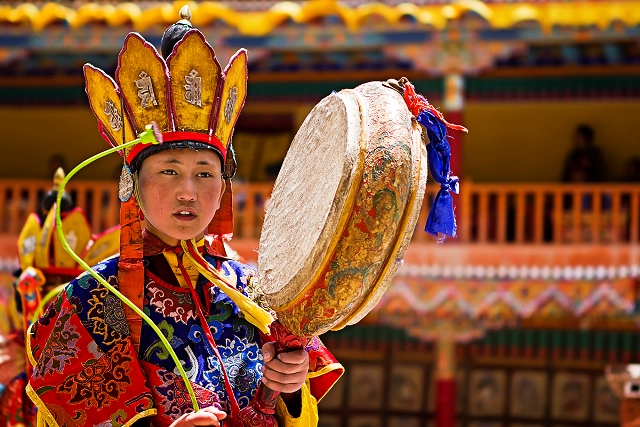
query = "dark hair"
xmin=130 ymin=140 xmax=222 ymax=173
xmin=576 ymin=124 xmax=594 ymax=144
xmin=131 ymin=142 xmax=236 ymax=179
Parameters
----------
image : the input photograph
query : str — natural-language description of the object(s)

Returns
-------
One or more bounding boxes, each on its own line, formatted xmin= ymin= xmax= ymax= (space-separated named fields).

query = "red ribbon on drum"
xmin=402 ymin=80 xmax=468 ymax=241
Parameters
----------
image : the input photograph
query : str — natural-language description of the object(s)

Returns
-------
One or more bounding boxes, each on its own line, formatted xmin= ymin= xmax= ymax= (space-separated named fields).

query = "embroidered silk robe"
xmin=26 ymin=250 xmax=342 ymax=427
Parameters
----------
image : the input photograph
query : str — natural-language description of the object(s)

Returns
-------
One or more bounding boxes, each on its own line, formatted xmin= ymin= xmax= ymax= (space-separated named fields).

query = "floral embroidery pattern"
xmin=49 ymin=403 xmax=87 ymax=426
xmin=86 ymin=286 xmax=126 ymax=346
xmin=147 ymin=285 xmax=197 ymax=325
xmin=37 ymin=292 xmax=63 ymax=327
xmin=154 ymin=370 xmax=194 ymax=418
xmin=110 ymin=408 xmax=129 ymax=427
xmin=33 ymin=308 xmax=80 ymax=379
xmin=243 ymin=276 xmax=274 ymax=317
xmin=28 ymin=254 xmax=341 ymax=426
xmin=218 ymin=335 xmax=261 ymax=407
xmin=143 ymin=320 xmax=184 ymax=361
xmin=104 ymin=293 xmax=129 ymax=336
xmin=152 ymin=369 xmax=220 ymax=419
xmin=57 ymin=340 xmax=133 ymax=410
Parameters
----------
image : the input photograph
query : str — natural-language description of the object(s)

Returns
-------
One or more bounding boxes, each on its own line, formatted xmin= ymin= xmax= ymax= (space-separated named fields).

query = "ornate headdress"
xmin=83 ymin=6 xmax=245 ymax=242
xmin=83 ymin=9 xmax=246 ymax=175
xmin=17 ymin=168 xmax=120 ymax=278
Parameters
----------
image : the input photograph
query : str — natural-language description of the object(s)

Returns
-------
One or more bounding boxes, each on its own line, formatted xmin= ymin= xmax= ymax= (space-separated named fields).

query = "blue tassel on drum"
xmin=401 ymin=79 xmax=467 ymax=241
xmin=416 ymin=110 xmax=459 ymax=239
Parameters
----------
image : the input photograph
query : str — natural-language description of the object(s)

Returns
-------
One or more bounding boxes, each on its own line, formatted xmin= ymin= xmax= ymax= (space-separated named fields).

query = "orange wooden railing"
xmin=454 ymin=182 xmax=640 ymax=245
xmin=1 ymin=179 xmax=638 ymax=245
xmin=0 ymin=179 xmax=120 ymax=235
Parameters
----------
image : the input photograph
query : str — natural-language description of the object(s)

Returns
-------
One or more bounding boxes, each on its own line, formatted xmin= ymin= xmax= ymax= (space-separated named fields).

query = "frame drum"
xmin=258 ymin=81 xmax=427 ymax=337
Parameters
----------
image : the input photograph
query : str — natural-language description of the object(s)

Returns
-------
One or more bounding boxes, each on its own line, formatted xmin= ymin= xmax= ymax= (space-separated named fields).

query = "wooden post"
xmin=573 ymin=190 xmax=582 ymax=243
xmin=497 ymin=190 xmax=507 ymax=243
xmin=553 ymin=190 xmax=563 ymax=243
xmin=443 ymin=73 xmax=465 ymax=242
xmin=435 ymin=336 xmax=456 ymax=427
xmin=612 ymin=189 xmax=620 ymax=243
xmin=9 ymin=183 xmax=20 ymax=234
xmin=592 ymin=189 xmax=601 ymax=243
xmin=443 ymin=73 xmax=465 ymax=178
xmin=478 ymin=190 xmax=488 ymax=243
xmin=631 ymin=191 xmax=639 ymax=244
xmin=0 ymin=183 xmax=7 ymax=233
xmin=516 ymin=192 xmax=526 ymax=243
xmin=459 ymin=178 xmax=472 ymax=242
xmin=534 ymin=191 xmax=544 ymax=243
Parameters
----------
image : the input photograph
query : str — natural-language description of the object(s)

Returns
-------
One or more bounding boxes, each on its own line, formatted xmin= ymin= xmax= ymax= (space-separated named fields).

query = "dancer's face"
xmin=138 ymin=149 xmax=224 ymax=246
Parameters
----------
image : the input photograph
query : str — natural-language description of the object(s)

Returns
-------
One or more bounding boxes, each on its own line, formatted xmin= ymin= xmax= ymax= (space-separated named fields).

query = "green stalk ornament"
xmin=53 ymin=123 xmax=200 ymax=411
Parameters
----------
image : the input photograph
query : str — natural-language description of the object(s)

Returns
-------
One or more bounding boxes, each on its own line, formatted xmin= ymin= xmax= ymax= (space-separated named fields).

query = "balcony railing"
xmin=456 ymin=183 xmax=640 ymax=245
xmin=0 ymin=179 xmax=638 ymax=245
xmin=0 ymin=179 xmax=120 ymax=235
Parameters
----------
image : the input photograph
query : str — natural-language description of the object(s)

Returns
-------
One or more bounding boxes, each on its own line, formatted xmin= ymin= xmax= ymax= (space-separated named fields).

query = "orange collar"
xmin=142 ymin=229 xmax=226 ymax=258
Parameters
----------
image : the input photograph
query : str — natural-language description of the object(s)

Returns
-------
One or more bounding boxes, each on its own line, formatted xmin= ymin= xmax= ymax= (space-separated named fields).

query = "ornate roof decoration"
xmin=1 ymin=0 xmax=639 ymax=35
xmin=373 ymin=275 xmax=638 ymax=342
xmin=397 ymin=263 xmax=640 ymax=281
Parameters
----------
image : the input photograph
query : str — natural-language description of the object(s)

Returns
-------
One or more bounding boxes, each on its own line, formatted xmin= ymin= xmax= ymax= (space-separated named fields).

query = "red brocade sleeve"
xmin=305 ymin=336 xmax=344 ymax=402
xmin=26 ymin=289 xmax=156 ymax=427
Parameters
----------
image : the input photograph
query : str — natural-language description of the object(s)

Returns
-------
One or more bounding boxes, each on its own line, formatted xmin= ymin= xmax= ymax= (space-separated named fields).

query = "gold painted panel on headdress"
xmin=34 ymin=209 xmax=55 ymax=269
xmin=214 ymin=49 xmax=248 ymax=150
xmin=53 ymin=210 xmax=92 ymax=269
xmin=168 ymin=30 xmax=221 ymax=133
xmin=84 ymin=65 xmax=135 ymax=150
xmin=17 ymin=213 xmax=41 ymax=271
xmin=116 ymin=33 xmax=171 ymax=135
xmin=83 ymin=228 xmax=120 ymax=267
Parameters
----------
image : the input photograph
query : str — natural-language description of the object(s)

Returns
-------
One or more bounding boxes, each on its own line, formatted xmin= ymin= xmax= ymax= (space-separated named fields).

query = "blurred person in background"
xmin=0 ymin=169 xmax=75 ymax=426
xmin=0 ymin=168 xmax=119 ymax=426
xmin=561 ymin=124 xmax=607 ymax=183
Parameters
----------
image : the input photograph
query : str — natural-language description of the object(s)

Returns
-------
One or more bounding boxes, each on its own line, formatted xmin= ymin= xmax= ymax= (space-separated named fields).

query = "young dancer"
xmin=26 ymin=9 xmax=342 ymax=427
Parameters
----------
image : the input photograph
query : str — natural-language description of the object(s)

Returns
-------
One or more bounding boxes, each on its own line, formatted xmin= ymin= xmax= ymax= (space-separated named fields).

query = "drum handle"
xmin=238 ymin=322 xmax=308 ymax=425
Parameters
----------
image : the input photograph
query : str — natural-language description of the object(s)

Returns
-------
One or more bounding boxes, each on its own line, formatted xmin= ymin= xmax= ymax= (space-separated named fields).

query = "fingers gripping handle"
xmin=238 ymin=322 xmax=308 ymax=425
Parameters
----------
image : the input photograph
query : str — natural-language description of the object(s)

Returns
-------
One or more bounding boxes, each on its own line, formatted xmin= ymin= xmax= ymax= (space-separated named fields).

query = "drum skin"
xmin=258 ymin=81 xmax=427 ymax=337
